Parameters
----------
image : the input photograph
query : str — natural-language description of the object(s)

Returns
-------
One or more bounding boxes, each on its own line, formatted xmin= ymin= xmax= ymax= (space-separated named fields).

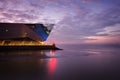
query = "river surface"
xmin=0 ymin=44 xmax=120 ymax=80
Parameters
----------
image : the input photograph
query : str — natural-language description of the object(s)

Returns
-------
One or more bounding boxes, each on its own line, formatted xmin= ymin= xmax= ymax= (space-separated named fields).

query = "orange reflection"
xmin=39 ymin=50 xmax=44 ymax=55
xmin=48 ymin=58 xmax=57 ymax=75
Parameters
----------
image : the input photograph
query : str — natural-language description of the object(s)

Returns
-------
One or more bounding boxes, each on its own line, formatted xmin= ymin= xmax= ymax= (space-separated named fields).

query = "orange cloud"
xmin=84 ymin=36 xmax=120 ymax=44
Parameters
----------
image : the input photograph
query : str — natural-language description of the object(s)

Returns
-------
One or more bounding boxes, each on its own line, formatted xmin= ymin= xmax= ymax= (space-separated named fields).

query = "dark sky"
xmin=0 ymin=0 xmax=120 ymax=44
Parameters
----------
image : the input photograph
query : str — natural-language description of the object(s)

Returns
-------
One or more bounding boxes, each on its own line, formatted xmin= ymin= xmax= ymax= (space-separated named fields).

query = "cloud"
xmin=48 ymin=1 xmax=120 ymax=44
xmin=0 ymin=0 xmax=120 ymax=44
xmin=0 ymin=0 xmax=69 ymax=23
xmin=84 ymin=36 xmax=120 ymax=44
xmin=97 ymin=24 xmax=120 ymax=36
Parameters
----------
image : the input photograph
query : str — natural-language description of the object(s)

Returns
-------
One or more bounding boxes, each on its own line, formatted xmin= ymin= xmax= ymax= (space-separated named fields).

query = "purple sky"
xmin=0 ymin=0 xmax=120 ymax=44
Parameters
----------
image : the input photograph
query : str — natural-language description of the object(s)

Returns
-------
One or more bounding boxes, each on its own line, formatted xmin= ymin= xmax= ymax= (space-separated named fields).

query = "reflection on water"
xmin=0 ymin=50 xmax=55 ymax=60
xmin=0 ymin=50 xmax=57 ymax=80
xmin=0 ymin=45 xmax=120 ymax=80
xmin=50 ymin=50 xmax=55 ymax=56
xmin=48 ymin=58 xmax=57 ymax=75
xmin=48 ymin=50 xmax=57 ymax=75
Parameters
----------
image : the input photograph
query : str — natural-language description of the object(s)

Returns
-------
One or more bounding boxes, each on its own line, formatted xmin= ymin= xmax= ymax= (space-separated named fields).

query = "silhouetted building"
xmin=0 ymin=23 xmax=53 ymax=41
xmin=0 ymin=23 xmax=54 ymax=45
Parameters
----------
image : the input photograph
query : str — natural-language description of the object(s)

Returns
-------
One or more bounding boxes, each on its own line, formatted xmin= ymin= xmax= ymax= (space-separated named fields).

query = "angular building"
xmin=0 ymin=23 xmax=54 ymax=46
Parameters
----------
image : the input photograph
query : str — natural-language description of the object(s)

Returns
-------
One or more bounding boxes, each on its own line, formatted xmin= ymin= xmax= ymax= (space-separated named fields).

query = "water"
xmin=0 ymin=44 xmax=120 ymax=80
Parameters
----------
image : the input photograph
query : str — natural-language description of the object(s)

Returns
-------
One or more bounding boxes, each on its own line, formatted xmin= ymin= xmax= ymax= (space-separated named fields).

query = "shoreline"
xmin=0 ymin=45 xmax=62 ymax=51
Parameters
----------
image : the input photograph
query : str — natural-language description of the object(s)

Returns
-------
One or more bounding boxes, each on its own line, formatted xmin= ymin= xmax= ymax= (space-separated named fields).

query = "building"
xmin=0 ymin=23 xmax=54 ymax=46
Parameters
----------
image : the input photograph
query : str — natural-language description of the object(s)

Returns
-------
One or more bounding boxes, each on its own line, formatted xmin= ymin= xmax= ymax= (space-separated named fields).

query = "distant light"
xmin=40 ymin=41 xmax=44 ymax=45
xmin=25 ymin=32 xmax=27 ymax=35
xmin=6 ymin=29 xmax=8 ymax=32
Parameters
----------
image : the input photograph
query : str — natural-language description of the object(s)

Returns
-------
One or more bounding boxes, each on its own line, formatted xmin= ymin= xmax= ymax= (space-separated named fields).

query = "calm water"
xmin=0 ymin=44 xmax=120 ymax=80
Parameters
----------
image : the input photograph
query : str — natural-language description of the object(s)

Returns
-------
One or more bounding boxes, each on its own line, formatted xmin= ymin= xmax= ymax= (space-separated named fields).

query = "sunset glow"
xmin=84 ymin=36 xmax=120 ymax=44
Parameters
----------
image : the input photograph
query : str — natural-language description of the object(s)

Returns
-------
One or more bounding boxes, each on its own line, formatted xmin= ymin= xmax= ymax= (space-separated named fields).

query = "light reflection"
xmin=39 ymin=59 xmax=43 ymax=64
xmin=50 ymin=50 xmax=55 ymax=56
xmin=39 ymin=50 xmax=44 ymax=55
xmin=49 ymin=48 xmax=57 ymax=75
xmin=48 ymin=58 xmax=57 ymax=75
